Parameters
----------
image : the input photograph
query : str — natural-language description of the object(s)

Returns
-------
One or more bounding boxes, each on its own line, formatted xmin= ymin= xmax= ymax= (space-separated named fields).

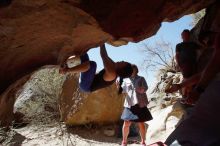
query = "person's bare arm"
xmin=59 ymin=61 xmax=90 ymax=74
xmin=100 ymin=44 xmax=116 ymax=81
xmin=175 ymin=53 xmax=180 ymax=67
xmin=165 ymin=73 xmax=201 ymax=93
xmin=175 ymin=44 xmax=181 ymax=68
xmin=67 ymin=61 xmax=90 ymax=73
xmin=180 ymin=73 xmax=201 ymax=87
xmin=100 ymin=44 xmax=115 ymax=65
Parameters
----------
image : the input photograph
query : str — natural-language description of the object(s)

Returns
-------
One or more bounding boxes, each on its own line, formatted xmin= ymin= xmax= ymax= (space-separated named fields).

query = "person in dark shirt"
xmin=176 ymin=29 xmax=200 ymax=78
xmin=175 ymin=29 xmax=200 ymax=101
xmin=165 ymin=2 xmax=220 ymax=145
xmin=59 ymin=44 xmax=134 ymax=93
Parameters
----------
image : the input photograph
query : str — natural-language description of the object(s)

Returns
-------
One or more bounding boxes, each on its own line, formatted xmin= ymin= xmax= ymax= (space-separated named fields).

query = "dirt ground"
xmin=1 ymin=122 xmax=144 ymax=146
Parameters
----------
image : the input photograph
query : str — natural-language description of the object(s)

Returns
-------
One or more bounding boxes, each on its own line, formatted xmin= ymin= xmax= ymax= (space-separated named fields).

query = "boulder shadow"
xmin=66 ymin=122 xmax=140 ymax=144
xmin=1 ymin=131 xmax=26 ymax=146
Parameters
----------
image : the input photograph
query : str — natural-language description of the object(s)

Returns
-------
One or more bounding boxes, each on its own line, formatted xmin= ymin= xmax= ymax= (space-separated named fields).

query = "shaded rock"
xmin=165 ymin=2 xmax=220 ymax=145
xmin=79 ymin=0 xmax=215 ymax=41
xmin=0 ymin=0 xmax=13 ymax=7
xmin=0 ymin=130 xmax=26 ymax=146
xmin=60 ymin=75 xmax=125 ymax=125
xmin=103 ymin=128 xmax=115 ymax=137
xmin=0 ymin=0 xmax=111 ymax=94
xmin=0 ymin=0 xmax=215 ymax=96
xmin=0 ymin=73 xmax=32 ymax=128
xmin=14 ymin=68 xmax=65 ymax=124
xmin=13 ymin=112 xmax=28 ymax=129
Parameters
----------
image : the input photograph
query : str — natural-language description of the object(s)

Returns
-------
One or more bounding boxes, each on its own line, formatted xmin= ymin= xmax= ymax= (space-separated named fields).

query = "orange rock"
xmin=59 ymin=74 xmax=125 ymax=125
xmin=0 ymin=0 xmax=215 ymax=94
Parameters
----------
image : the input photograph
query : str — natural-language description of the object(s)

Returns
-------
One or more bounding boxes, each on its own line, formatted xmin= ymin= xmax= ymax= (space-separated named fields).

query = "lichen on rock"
xmin=14 ymin=68 xmax=65 ymax=124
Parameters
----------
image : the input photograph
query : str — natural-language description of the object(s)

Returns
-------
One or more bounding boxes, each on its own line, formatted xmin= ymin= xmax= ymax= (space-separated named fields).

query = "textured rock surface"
xmin=147 ymin=101 xmax=185 ymax=143
xmin=60 ymin=74 xmax=125 ymax=125
xmin=0 ymin=0 xmax=216 ymax=127
xmin=14 ymin=68 xmax=65 ymax=123
xmin=0 ymin=0 xmax=215 ymax=95
xmin=0 ymin=0 xmax=111 ymax=126
xmin=0 ymin=0 xmax=111 ymax=94
xmin=79 ymin=0 xmax=215 ymax=41
xmin=13 ymin=71 xmax=125 ymax=125
xmin=146 ymin=72 xmax=184 ymax=143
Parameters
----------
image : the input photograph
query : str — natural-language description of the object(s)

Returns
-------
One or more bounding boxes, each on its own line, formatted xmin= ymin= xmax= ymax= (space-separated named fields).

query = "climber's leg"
xmin=78 ymin=53 xmax=97 ymax=92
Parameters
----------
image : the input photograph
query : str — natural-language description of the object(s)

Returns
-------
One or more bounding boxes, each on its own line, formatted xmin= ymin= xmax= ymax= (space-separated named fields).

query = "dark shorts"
xmin=79 ymin=53 xmax=97 ymax=92
xmin=121 ymin=104 xmax=153 ymax=122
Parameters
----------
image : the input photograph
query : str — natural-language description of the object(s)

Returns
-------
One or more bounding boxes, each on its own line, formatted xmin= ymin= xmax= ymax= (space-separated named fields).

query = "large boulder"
xmin=14 ymin=68 xmax=65 ymax=124
xmin=60 ymin=75 xmax=125 ymax=125
xmin=13 ymin=70 xmax=125 ymax=126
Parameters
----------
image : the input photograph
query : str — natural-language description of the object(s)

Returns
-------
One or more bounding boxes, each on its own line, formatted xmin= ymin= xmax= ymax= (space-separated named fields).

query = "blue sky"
xmin=88 ymin=15 xmax=193 ymax=89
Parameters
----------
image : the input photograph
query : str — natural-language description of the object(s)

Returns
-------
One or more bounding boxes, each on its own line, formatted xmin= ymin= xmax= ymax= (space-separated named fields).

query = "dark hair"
xmin=182 ymin=29 xmax=190 ymax=34
xmin=117 ymin=63 xmax=133 ymax=78
xmin=118 ymin=77 xmax=124 ymax=94
xmin=131 ymin=64 xmax=139 ymax=74
xmin=117 ymin=63 xmax=133 ymax=94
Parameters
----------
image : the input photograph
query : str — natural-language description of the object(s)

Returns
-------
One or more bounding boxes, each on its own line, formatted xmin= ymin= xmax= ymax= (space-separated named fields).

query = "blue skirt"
xmin=121 ymin=104 xmax=153 ymax=122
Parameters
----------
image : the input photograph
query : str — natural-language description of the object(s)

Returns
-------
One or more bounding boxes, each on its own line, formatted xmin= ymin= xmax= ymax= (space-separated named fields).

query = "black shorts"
xmin=121 ymin=104 xmax=153 ymax=122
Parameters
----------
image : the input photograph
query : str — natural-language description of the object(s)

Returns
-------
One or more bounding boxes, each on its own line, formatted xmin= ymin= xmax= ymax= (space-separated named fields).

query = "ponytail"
xmin=118 ymin=77 xmax=124 ymax=94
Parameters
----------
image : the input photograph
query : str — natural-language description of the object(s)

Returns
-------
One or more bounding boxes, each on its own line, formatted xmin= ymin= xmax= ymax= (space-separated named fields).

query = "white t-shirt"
xmin=122 ymin=75 xmax=149 ymax=108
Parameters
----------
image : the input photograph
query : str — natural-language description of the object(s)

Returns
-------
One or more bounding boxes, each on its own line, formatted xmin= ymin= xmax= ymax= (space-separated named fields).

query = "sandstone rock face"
xmin=79 ymin=0 xmax=215 ymax=41
xmin=60 ymin=75 xmax=125 ymax=125
xmin=0 ymin=0 xmax=112 ymax=94
xmin=0 ymin=0 xmax=215 ymax=95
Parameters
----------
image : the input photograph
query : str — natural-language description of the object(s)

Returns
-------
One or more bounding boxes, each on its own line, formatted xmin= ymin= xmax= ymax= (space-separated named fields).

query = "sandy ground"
xmin=1 ymin=103 xmax=180 ymax=146
xmin=1 ymin=108 xmax=178 ymax=146
xmin=1 ymin=101 xmax=180 ymax=146
xmin=1 ymin=122 xmax=145 ymax=146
